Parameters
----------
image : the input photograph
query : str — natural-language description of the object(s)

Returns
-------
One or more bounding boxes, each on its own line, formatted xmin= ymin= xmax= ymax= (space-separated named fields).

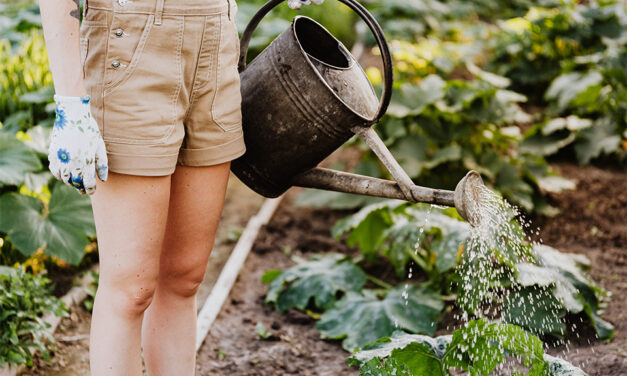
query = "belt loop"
xmin=226 ymin=0 xmax=231 ymax=20
xmin=155 ymin=0 xmax=165 ymax=25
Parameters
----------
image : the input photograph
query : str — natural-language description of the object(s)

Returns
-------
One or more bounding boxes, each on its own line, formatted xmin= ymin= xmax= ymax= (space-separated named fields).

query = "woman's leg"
xmin=141 ymin=163 xmax=231 ymax=376
xmin=89 ymin=172 xmax=172 ymax=376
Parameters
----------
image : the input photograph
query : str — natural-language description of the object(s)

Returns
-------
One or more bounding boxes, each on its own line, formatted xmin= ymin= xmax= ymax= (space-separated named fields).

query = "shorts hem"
xmin=107 ymin=151 xmax=178 ymax=177
xmin=177 ymin=133 xmax=246 ymax=167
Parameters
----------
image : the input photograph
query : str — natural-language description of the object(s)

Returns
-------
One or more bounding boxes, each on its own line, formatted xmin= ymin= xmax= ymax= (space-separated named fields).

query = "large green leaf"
xmin=383 ymin=207 xmax=469 ymax=277
xmin=387 ymin=75 xmax=446 ymax=118
xmin=574 ymin=117 xmax=621 ymax=164
xmin=356 ymin=341 xmax=447 ymax=376
xmin=502 ymin=286 xmax=567 ymax=338
xmin=0 ymin=132 xmax=42 ymax=187
xmin=444 ymin=320 xmax=546 ymax=375
xmin=545 ymin=71 xmax=603 ymax=112
xmin=265 ymin=253 xmax=367 ymax=313
xmin=532 ymin=245 xmax=614 ymax=339
xmin=544 ymin=354 xmax=588 ymax=376
xmin=0 ymin=182 xmax=95 ymax=265
xmin=504 ymin=245 xmax=614 ymax=339
xmin=332 ymin=201 xmax=405 ymax=259
xmin=317 ymin=284 xmax=444 ymax=351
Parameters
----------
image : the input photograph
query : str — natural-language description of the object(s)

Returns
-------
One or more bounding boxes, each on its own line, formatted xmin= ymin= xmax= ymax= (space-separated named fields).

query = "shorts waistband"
xmin=86 ymin=0 xmax=230 ymax=16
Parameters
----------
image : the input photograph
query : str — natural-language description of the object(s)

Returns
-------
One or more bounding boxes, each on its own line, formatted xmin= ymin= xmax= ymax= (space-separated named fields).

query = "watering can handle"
xmin=238 ymin=0 xmax=393 ymax=124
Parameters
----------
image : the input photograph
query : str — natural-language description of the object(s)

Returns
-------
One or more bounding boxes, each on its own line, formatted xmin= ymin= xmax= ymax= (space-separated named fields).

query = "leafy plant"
xmin=327 ymin=201 xmax=613 ymax=340
xmin=254 ymin=322 xmax=274 ymax=340
xmin=317 ymin=284 xmax=444 ymax=351
xmin=489 ymin=1 xmax=624 ymax=97
xmin=491 ymin=1 xmax=626 ymax=164
xmin=0 ymin=31 xmax=54 ymax=134
xmin=263 ymin=253 xmax=367 ymax=312
xmin=0 ymin=266 xmax=67 ymax=367
xmin=348 ymin=320 xmax=587 ymax=376
xmin=0 ymin=181 xmax=96 ymax=265
xmin=504 ymin=245 xmax=614 ymax=340
xmin=83 ymin=270 xmax=99 ymax=312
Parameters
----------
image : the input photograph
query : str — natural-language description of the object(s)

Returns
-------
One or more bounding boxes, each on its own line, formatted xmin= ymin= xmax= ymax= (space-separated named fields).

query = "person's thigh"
xmin=90 ymin=171 xmax=171 ymax=313
xmin=157 ymin=163 xmax=231 ymax=296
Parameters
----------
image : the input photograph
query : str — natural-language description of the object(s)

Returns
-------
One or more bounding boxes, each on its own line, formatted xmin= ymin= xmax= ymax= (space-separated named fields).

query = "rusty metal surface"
xmin=231 ymin=16 xmax=378 ymax=197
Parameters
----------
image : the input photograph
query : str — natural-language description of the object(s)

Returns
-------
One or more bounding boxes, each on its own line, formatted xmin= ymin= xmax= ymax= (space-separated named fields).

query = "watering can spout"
xmin=292 ymin=168 xmax=486 ymax=227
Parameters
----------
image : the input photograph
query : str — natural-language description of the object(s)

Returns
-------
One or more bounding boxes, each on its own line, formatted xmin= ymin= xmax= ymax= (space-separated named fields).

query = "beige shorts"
xmin=80 ymin=0 xmax=246 ymax=176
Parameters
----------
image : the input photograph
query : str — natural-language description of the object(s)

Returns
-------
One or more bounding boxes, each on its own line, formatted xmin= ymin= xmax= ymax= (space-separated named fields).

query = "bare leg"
xmin=141 ymin=163 xmax=231 ymax=376
xmin=89 ymin=172 xmax=171 ymax=376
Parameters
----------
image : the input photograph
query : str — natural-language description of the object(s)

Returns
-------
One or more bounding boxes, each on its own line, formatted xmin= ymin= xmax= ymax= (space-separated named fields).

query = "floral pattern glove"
xmin=288 ymin=0 xmax=324 ymax=10
xmin=48 ymin=95 xmax=108 ymax=195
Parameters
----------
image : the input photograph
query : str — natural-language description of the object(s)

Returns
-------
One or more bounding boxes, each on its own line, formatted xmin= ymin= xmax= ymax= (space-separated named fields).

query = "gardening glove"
xmin=48 ymin=95 xmax=108 ymax=195
xmin=288 ymin=0 xmax=324 ymax=10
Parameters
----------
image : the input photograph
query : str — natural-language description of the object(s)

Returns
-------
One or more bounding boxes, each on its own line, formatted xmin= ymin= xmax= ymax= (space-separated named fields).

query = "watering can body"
xmin=230 ymin=0 xmax=485 ymax=225
xmin=232 ymin=15 xmax=379 ymax=197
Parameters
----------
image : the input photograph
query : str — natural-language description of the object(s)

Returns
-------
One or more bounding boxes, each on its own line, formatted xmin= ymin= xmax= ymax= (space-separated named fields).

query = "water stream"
xmin=402 ymin=184 xmax=582 ymax=372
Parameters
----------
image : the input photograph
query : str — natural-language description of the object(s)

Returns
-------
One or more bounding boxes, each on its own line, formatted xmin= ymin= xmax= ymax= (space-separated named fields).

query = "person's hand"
xmin=288 ymin=0 xmax=324 ymax=10
xmin=48 ymin=95 xmax=108 ymax=195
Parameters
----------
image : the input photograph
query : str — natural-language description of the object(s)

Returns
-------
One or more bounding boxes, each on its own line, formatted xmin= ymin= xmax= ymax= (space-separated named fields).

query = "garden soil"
xmin=196 ymin=163 xmax=625 ymax=376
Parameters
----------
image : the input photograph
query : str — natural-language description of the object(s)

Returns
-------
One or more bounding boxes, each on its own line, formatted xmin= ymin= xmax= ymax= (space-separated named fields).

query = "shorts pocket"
xmin=103 ymin=13 xmax=154 ymax=93
xmin=102 ymin=16 xmax=185 ymax=145
xmin=212 ymin=10 xmax=243 ymax=132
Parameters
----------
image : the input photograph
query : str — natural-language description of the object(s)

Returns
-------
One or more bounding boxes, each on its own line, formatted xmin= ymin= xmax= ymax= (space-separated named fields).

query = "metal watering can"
xmin=231 ymin=0 xmax=485 ymax=226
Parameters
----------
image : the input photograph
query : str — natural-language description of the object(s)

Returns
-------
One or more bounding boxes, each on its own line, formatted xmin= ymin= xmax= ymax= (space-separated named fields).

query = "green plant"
xmin=0 ymin=1 xmax=42 ymax=45
xmin=333 ymin=201 xmax=613 ymax=340
xmin=83 ymin=270 xmax=99 ymax=312
xmin=263 ymin=253 xmax=367 ymax=312
xmin=0 ymin=31 xmax=54 ymax=134
xmin=491 ymin=1 xmax=626 ymax=165
xmin=0 ymin=266 xmax=67 ymax=367
xmin=489 ymin=1 xmax=624 ymax=98
xmin=254 ymin=322 xmax=274 ymax=340
xmin=348 ymin=320 xmax=587 ymax=376
xmin=0 ymin=179 xmax=96 ymax=265
xmin=317 ymin=284 xmax=444 ymax=351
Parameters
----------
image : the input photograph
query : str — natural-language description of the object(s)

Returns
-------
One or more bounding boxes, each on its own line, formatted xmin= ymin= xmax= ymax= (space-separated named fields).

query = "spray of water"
xmin=454 ymin=184 xmax=581 ymax=371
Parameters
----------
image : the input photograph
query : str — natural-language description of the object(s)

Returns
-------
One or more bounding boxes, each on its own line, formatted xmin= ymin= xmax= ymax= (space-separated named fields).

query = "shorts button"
xmin=111 ymin=60 xmax=121 ymax=69
xmin=114 ymin=28 xmax=124 ymax=37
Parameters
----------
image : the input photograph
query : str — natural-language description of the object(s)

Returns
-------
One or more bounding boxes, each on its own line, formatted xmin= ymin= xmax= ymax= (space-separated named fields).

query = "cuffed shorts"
xmin=80 ymin=0 xmax=246 ymax=176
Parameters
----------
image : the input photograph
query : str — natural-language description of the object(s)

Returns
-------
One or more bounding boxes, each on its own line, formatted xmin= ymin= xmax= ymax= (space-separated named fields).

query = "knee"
xmin=160 ymin=263 xmax=207 ymax=298
xmin=100 ymin=277 xmax=159 ymax=318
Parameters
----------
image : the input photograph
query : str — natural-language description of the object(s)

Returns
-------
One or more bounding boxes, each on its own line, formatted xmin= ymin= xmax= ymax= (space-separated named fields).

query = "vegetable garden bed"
xmin=196 ymin=162 xmax=625 ymax=376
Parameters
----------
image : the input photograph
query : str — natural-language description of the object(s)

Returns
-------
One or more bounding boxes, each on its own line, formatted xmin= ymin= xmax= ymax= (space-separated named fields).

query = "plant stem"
xmin=366 ymin=274 xmax=394 ymax=290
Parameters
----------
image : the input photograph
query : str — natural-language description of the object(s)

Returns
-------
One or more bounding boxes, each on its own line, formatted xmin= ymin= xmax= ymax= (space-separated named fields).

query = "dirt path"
xmin=20 ymin=175 xmax=265 ymax=376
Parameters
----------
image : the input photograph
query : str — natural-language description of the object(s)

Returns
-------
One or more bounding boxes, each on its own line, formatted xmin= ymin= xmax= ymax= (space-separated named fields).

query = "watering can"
xmin=231 ymin=0 xmax=485 ymax=226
